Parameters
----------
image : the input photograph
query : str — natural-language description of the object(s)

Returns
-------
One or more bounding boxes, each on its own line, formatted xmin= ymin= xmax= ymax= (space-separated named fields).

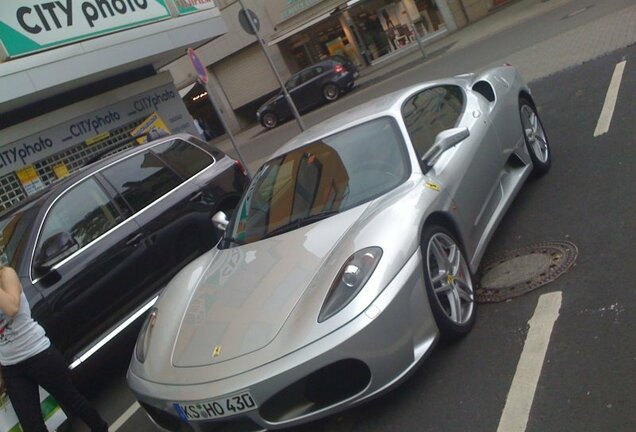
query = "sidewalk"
xmin=355 ymin=0 xmax=574 ymax=88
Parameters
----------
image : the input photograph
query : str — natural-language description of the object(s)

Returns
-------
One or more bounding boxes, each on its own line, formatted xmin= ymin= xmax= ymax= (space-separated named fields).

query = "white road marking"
xmin=594 ymin=60 xmax=626 ymax=137
xmin=109 ymin=402 xmax=141 ymax=432
xmin=496 ymin=291 xmax=562 ymax=432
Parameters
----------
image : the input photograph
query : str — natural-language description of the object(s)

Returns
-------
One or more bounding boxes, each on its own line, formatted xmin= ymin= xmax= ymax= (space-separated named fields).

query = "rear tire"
xmin=421 ymin=225 xmax=476 ymax=341
xmin=323 ymin=83 xmax=340 ymax=102
xmin=519 ymin=98 xmax=551 ymax=176
xmin=261 ymin=112 xmax=279 ymax=129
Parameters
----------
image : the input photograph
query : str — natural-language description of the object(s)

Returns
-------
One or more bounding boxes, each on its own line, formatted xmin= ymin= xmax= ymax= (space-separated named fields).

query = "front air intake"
xmin=260 ymin=359 xmax=371 ymax=422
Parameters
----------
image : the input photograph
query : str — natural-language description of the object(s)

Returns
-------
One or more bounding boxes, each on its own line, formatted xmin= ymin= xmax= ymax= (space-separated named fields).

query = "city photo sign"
xmin=0 ymin=0 xmax=172 ymax=59
xmin=173 ymin=0 xmax=215 ymax=16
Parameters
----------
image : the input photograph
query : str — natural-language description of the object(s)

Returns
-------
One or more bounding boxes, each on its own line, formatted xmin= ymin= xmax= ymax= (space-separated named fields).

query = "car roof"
xmin=271 ymin=74 xmax=478 ymax=159
xmin=295 ymin=59 xmax=337 ymax=73
xmin=0 ymin=133 xmax=198 ymax=218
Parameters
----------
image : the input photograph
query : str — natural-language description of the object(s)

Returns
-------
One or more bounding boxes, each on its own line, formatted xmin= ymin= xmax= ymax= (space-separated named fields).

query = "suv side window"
xmin=402 ymin=86 xmax=464 ymax=167
xmin=152 ymin=139 xmax=214 ymax=179
xmin=37 ymin=178 xmax=120 ymax=254
xmin=101 ymin=151 xmax=182 ymax=212
xmin=285 ymin=74 xmax=302 ymax=91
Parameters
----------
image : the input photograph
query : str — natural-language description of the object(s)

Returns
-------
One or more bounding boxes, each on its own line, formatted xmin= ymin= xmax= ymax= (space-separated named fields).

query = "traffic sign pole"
xmin=237 ymin=0 xmax=306 ymax=132
xmin=187 ymin=48 xmax=252 ymax=178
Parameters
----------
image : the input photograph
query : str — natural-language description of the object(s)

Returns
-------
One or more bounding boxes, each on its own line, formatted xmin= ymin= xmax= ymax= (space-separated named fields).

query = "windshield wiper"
xmin=264 ymin=211 xmax=339 ymax=239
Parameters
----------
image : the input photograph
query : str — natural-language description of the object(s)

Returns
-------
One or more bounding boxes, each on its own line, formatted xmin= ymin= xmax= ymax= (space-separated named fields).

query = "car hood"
xmin=257 ymin=93 xmax=281 ymax=113
xmin=171 ymin=206 xmax=368 ymax=368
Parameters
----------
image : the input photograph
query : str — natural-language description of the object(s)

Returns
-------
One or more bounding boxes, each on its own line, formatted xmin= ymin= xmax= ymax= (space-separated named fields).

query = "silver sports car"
xmin=127 ymin=65 xmax=551 ymax=431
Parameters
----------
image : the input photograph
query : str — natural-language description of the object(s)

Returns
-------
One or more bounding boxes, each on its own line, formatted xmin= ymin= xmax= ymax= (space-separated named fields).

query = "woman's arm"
xmin=0 ymin=267 xmax=22 ymax=317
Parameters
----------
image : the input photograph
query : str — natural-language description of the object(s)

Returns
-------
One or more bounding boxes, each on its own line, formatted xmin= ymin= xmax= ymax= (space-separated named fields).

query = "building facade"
xmin=172 ymin=0 xmax=508 ymax=133
xmin=0 ymin=0 xmax=226 ymax=211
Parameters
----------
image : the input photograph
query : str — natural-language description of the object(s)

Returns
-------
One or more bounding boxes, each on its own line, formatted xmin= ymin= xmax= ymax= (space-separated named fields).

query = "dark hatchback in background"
xmin=256 ymin=57 xmax=359 ymax=129
xmin=0 ymin=133 xmax=248 ymax=371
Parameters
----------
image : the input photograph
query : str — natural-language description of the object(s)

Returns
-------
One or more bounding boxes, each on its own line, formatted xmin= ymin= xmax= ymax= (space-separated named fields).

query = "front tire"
xmin=422 ymin=225 xmax=476 ymax=341
xmin=261 ymin=112 xmax=279 ymax=129
xmin=520 ymin=98 xmax=551 ymax=176
xmin=323 ymin=83 xmax=340 ymax=102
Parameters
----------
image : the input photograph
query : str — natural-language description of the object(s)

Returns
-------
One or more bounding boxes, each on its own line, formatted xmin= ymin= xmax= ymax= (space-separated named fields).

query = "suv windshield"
xmin=0 ymin=202 xmax=39 ymax=269
xmin=225 ymin=117 xmax=409 ymax=245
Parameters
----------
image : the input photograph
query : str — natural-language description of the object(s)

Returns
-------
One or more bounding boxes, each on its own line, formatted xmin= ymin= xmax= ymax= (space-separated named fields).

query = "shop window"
xmin=414 ymin=0 xmax=445 ymax=34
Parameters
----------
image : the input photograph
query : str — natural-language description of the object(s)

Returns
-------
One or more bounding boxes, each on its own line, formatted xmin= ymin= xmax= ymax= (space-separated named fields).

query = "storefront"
xmin=0 ymin=0 xmax=227 ymax=212
xmin=270 ymin=0 xmax=455 ymax=70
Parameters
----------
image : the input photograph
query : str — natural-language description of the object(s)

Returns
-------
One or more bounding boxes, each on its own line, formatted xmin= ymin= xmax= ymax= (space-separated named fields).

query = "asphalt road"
xmin=68 ymin=3 xmax=636 ymax=431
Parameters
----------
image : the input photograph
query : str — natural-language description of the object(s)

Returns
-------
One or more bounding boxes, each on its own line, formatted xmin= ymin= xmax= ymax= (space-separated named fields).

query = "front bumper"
xmin=128 ymin=249 xmax=439 ymax=431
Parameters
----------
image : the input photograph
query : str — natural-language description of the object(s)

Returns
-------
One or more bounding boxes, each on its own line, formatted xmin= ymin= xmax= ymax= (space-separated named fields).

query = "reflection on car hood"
xmin=171 ymin=206 xmax=367 ymax=368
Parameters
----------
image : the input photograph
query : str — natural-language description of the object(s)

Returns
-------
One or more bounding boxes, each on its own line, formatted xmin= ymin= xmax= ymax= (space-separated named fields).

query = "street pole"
xmin=202 ymin=80 xmax=252 ymax=178
xmin=237 ymin=0 xmax=306 ymax=132
xmin=401 ymin=0 xmax=426 ymax=60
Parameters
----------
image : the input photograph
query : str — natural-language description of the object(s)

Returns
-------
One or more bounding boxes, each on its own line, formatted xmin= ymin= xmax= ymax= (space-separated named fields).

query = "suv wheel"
xmin=323 ymin=83 xmax=340 ymax=102
xmin=261 ymin=112 xmax=278 ymax=129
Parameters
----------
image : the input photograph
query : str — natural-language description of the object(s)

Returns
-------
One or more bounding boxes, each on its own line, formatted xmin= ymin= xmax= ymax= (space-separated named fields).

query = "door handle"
xmin=126 ymin=233 xmax=144 ymax=246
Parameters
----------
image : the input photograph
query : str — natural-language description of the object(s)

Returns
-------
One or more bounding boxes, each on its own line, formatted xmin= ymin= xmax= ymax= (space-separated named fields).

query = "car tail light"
xmin=235 ymin=159 xmax=247 ymax=176
xmin=334 ymin=63 xmax=344 ymax=74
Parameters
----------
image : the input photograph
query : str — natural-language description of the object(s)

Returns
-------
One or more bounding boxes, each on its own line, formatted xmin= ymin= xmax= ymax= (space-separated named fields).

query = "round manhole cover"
xmin=476 ymin=241 xmax=578 ymax=303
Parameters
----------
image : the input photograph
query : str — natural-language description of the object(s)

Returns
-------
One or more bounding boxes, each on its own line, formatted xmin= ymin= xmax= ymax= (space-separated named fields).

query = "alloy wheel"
xmin=426 ymin=232 xmax=474 ymax=325
xmin=521 ymin=105 xmax=549 ymax=163
xmin=323 ymin=84 xmax=339 ymax=101
xmin=262 ymin=112 xmax=278 ymax=129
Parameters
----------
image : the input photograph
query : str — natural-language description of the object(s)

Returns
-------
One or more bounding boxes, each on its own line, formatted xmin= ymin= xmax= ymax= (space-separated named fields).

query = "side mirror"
xmin=212 ymin=211 xmax=229 ymax=232
xmin=421 ymin=127 xmax=470 ymax=172
xmin=35 ymin=232 xmax=79 ymax=273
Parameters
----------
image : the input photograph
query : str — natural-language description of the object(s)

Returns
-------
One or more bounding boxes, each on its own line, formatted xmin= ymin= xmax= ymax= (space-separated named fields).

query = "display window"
xmin=348 ymin=0 xmax=447 ymax=62
xmin=277 ymin=0 xmax=449 ymax=70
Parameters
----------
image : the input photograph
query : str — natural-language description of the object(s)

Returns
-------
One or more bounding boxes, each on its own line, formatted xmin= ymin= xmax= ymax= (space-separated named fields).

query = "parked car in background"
xmin=127 ymin=66 xmax=551 ymax=431
xmin=256 ymin=58 xmax=359 ymax=129
xmin=0 ymin=133 xmax=249 ymax=371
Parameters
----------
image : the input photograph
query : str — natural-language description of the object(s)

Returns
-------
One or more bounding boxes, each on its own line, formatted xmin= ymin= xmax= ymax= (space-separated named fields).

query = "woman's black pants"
xmin=2 ymin=346 xmax=108 ymax=432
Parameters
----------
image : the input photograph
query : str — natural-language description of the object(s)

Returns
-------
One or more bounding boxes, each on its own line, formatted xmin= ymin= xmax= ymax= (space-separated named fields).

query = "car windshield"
xmin=224 ymin=117 xmax=409 ymax=245
xmin=0 ymin=202 xmax=39 ymax=269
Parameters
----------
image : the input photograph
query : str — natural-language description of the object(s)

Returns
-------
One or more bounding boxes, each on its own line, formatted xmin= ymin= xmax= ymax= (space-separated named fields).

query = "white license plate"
xmin=174 ymin=391 xmax=257 ymax=421
xmin=354 ymin=71 xmax=360 ymax=78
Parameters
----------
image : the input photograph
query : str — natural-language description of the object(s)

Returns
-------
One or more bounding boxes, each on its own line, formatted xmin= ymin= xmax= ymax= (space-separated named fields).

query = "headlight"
xmin=318 ymin=247 xmax=382 ymax=322
xmin=135 ymin=308 xmax=158 ymax=363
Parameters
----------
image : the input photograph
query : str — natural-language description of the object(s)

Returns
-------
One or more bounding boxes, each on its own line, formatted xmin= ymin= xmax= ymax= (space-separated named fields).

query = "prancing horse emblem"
xmin=213 ymin=345 xmax=222 ymax=358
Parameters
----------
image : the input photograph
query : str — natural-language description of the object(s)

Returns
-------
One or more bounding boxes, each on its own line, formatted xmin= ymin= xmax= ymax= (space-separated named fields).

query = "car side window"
xmin=101 ymin=151 xmax=182 ymax=213
xmin=152 ymin=139 xmax=214 ymax=179
xmin=301 ymin=67 xmax=322 ymax=82
xmin=37 ymin=178 xmax=121 ymax=255
xmin=402 ymin=86 xmax=464 ymax=167
xmin=285 ymin=74 xmax=301 ymax=91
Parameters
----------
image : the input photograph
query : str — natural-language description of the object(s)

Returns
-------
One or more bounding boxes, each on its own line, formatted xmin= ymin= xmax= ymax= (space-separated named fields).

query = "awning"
xmin=268 ymin=11 xmax=334 ymax=46
xmin=266 ymin=0 xmax=349 ymax=46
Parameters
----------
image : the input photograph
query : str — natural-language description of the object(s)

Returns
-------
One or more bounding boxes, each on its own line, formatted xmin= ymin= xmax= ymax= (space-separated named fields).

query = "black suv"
xmin=256 ymin=58 xmax=359 ymax=129
xmin=0 ymin=134 xmax=248 ymax=370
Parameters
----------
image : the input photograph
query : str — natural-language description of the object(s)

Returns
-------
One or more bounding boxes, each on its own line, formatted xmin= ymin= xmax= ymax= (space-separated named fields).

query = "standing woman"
xmin=0 ymin=265 xmax=108 ymax=432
